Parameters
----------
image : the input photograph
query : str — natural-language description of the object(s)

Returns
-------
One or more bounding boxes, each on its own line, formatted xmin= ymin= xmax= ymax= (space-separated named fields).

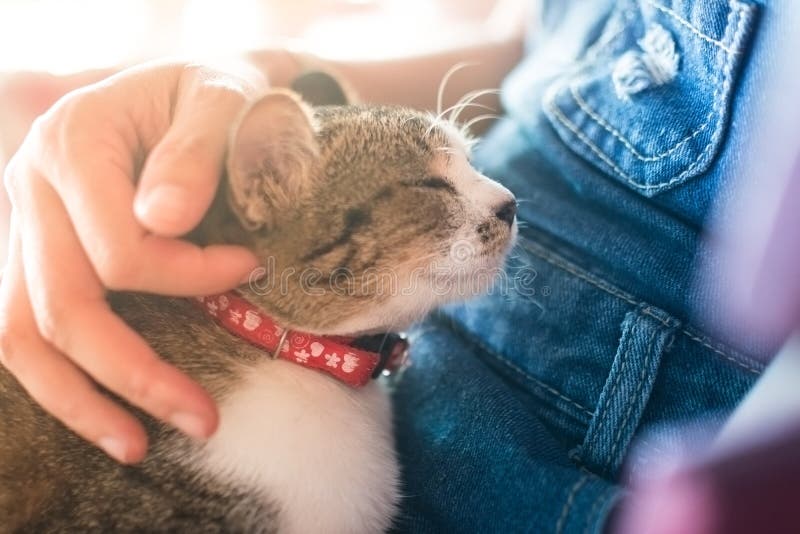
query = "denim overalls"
xmin=390 ymin=1 xmax=787 ymax=532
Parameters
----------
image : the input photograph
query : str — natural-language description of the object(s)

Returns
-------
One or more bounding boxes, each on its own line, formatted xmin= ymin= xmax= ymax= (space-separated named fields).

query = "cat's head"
xmin=221 ymin=82 xmax=516 ymax=335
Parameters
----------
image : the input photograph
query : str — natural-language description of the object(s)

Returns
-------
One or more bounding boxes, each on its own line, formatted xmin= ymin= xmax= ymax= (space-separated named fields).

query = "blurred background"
xmin=0 ymin=0 xmax=523 ymax=72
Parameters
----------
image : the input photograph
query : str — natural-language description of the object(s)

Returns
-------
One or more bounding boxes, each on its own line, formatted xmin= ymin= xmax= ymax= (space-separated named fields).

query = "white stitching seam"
xmin=645 ymin=0 xmax=740 ymax=55
xmin=570 ymin=84 xmax=715 ymax=162
xmin=556 ymin=475 xmax=589 ymax=534
xmin=546 ymin=95 xmax=637 ymax=184
xmin=583 ymin=487 xmax=618 ymax=534
xmin=567 ymin=0 xmax=742 ymax=164
xmin=518 ymin=238 xmax=764 ymax=375
xmin=544 ymin=0 xmax=753 ymax=192
xmin=469 ymin=332 xmax=595 ymax=418
xmin=606 ymin=327 xmax=658 ymax=467
xmin=681 ymin=330 xmax=761 ymax=373
xmin=587 ymin=320 xmax=635 ymax=456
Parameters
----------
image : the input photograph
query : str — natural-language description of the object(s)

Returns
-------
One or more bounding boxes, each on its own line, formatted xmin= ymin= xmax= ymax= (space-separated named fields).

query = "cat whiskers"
xmin=436 ymin=100 xmax=496 ymax=124
xmin=433 ymin=86 xmax=502 ymax=129
xmin=447 ymin=88 xmax=502 ymax=125
xmin=428 ymin=62 xmax=506 ymax=143
xmin=436 ymin=62 xmax=479 ymax=117
xmin=510 ymin=197 xmax=529 ymax=230
xmin=425 ymin=88 xmax=503 ymax=143
xmin=460 ymin=113 xmax=502 ymax=137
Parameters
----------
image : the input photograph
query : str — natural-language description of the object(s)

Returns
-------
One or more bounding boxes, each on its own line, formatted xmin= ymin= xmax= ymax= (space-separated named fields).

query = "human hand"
xmin=0 ymin=61 xmax=269 ymax=463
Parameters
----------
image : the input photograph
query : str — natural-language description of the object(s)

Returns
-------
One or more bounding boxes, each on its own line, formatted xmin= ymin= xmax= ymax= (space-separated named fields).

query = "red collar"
xmin=195 ymin=292 xmax=409 ymax=388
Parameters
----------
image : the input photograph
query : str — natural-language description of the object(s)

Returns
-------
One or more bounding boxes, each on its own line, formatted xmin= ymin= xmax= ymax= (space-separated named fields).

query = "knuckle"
xmin=3 ymin=144 xmax=40 ymax=204
xmin=210 ymin=82 xmax=248 ymax=106
xmin=29 ymin=110 xmax=55 ymax=141
xmin=95 ymin=251 xmax=141 ymax=291
xmin=0 ymin=327 xmax=21 ymax=371
xmin=182 ymin=63 xmax=249 ymax=103
xmin=6 ymin=89 xmax=98 ymax=182
xmin=29 ymin=92 xmax=97 ymax=163
xmin=32 ymin=95 xmax=79 ymax=143
xmin=2 ymin=157 xmax=20 ymax=199
xmin=51 ymin=395 xmax=87 ymax=427
xmin=124 ymin=362 xmax=160 ymax=407
xmin=33 ymin=297 xmax=71 ymax=348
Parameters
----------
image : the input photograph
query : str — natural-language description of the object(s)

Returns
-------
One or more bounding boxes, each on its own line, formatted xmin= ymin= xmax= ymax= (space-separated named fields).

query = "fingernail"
xmin=134 ymin=184 xmax=188 ymax=230
xmin=99 ymin=437 xmax=129 ymax=463
xmin=170 ymin=411 xmax=210 ymax=439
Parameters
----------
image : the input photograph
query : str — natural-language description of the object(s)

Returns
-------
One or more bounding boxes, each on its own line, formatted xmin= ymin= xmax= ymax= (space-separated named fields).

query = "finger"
xmin=124 ymin=236 xmax=262 ymax=295
xmin=0 ymin=224 xmax=148 ymax=463
xmin=16 ymin=169 xmax=219 ymax=439
xmin=27 ymin=103 xmax=258 ymax=295
xmin=49 ymin=299 xmax=221 ymax=441
xmin=134 ymin=65 xmax=257 ymax=237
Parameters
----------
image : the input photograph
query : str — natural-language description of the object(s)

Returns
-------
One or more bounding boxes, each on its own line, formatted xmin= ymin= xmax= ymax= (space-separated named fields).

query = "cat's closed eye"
xmin=400 ymin=176 xmax=457 ymax=194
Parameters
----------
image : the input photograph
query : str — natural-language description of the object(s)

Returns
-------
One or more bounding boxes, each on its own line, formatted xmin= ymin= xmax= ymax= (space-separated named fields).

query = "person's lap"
xmin=390 ymin=115 xmax=763 ymax=533
xmin=390 ymin=0 xmax=782 ymax=529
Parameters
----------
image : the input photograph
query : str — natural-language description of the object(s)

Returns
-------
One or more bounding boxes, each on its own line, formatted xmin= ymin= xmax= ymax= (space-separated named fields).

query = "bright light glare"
xmin=303 ymin=0 xmax=474 ymax=60
xmin=0 ymin=0 xmax=151 ymax=73
xmin=0 ymin=0 xmax=491 ymax=73
xmin=178 ymin=0 xmax=271 ymax=58
xmin=0 ymin=0 xmax=276 ymax=73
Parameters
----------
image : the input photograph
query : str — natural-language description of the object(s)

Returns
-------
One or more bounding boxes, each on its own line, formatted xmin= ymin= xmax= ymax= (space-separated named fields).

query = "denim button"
xmin=542 ymin=0 xmax=760 ymax=196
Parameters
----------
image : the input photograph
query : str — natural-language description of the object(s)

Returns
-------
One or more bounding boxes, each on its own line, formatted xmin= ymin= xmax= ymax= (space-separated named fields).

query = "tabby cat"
xmin=0 ymin=74 xmax=517 ymax=533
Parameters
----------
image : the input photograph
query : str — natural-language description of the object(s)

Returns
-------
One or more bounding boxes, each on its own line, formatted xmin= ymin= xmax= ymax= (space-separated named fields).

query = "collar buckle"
xmin=272 ymin=329 xmax=290 ymax=360
xmin=365 ymin=333 xmax=411 ymax=379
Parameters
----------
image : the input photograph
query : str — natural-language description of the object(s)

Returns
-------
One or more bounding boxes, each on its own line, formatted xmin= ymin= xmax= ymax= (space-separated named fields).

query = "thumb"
xmin=134 ymin=70 xmax=252 ymax=237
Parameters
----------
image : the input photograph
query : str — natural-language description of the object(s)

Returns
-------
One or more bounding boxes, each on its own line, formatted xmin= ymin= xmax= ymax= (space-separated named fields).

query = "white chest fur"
xmin=196 ymin=359 xmax=399 ymax=533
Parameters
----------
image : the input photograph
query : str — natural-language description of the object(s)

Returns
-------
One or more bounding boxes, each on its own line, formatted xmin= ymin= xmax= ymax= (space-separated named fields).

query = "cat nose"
xmin=494 ymin=199 xmax=517 ymax=227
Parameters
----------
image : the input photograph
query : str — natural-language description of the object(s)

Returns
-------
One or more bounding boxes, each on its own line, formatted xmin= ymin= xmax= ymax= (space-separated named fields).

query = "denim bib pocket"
xmin=542 ymin=0 xmax=759 ymax=196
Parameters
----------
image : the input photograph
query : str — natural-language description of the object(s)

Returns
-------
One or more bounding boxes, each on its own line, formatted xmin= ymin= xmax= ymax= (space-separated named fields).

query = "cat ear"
xmin=227 ymin=90 xmax=318 ymax=230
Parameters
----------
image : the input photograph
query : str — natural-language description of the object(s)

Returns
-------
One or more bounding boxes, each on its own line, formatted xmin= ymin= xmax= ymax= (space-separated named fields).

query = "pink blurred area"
xmin=0 ymin=0 xmax=523 ymax=73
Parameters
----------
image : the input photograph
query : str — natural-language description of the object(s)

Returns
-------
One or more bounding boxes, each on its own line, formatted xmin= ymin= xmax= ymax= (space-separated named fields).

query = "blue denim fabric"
xmin=390 ymin=1 xmax=782 ymax=533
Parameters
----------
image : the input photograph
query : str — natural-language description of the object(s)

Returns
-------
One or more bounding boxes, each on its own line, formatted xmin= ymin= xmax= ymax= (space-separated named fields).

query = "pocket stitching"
xmin=570 ymin=82 xmax=716 ymax=162
xmin=682 ymin=329 xmax=762 ymax=375
xmin=583 ymin=487 xmax=619 ymax=534
xmin=518 ymin=235 xmax=764 ymax=374
xmin=546 ymin=93 xmax=638 ymax=185
xmin=544 ymin=0 xmax=754 ymax=192
xmin=645 ymin=0 xmax=740 ymax=55
xmin=444 ymin=311 xmax=597 ymax=419
xmin=483 ymin=341 xmax=595 ymax=418
xmin=555 ymin=475 xmax=590 ymax=534
xmin=569 ymin=0 xmax=744 ymax=163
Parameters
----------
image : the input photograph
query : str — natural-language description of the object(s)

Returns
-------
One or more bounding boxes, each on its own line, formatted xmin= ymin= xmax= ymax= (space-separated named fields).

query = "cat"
xmin=0 ymin=73 xmax=517 ymax=533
